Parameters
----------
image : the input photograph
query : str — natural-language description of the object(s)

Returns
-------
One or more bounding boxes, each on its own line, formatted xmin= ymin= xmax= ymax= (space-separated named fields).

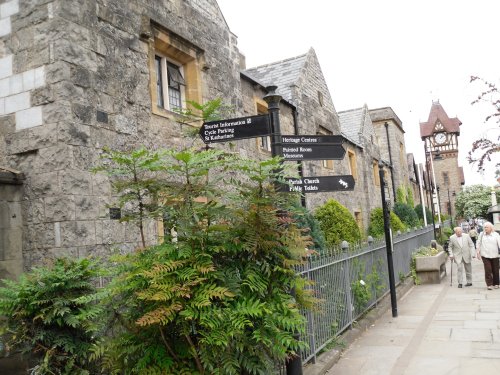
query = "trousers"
xmin=455 ymin=258 xmax=472 ymax=284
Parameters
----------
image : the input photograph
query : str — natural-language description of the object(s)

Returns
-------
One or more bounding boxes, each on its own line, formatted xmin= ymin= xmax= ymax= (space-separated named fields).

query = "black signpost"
xmin=281 ymin=135 xmax=343 ymax=145
xmin=199 ymin=114 xmax=270 ymax=144
xmin=281 ymin=175 xmax=355 ymax=193
xmin=281 ymin=144 xmax=346 ymax=161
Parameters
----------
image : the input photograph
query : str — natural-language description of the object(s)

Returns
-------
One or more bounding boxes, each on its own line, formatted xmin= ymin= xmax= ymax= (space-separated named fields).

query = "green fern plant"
xmin=0 ymin=258 xmax=104 ymax=375
xmin=97 ymin=149 xmax=313 ymax=374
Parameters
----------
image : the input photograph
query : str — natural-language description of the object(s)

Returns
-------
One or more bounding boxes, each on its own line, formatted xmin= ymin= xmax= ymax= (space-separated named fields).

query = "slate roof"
xmin=338 ymin=107 xmax=366 ymax=147
xmin=420 ymin=101 xmax=461 ymax=139
xmin=243 ymin=53 xmax=307 ymax=104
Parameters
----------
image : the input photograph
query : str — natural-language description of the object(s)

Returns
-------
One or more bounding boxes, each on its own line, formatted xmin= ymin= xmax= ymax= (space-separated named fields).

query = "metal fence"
xmin=296 ymin=225 xmax=434 ymax=364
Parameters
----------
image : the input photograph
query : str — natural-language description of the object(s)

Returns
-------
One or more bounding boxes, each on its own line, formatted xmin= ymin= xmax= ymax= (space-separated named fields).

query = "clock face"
xmin=434 ymin=133 xmax=447 ymax=144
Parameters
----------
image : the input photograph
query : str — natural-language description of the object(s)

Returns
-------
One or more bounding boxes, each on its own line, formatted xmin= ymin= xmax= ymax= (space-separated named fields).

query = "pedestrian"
xmin=475 ymin=221 xmax=500 ymax=290
xmin=469 ymin=224 xmax=478 ymax=248
xmin=448 ymin=226 xmax=475 ymax=288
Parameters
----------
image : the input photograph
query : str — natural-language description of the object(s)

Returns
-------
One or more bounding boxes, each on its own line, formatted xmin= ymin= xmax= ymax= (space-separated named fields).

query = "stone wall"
xmin=0 ymin=0 xmax=416 ymax=268
xmin=432 ymin=152 xmax=462 ymax=219
xmin=0 ymin=0 xmax=245 ymax=269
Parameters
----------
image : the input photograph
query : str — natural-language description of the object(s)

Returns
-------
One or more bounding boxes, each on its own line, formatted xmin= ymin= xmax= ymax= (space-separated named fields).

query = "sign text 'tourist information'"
xmin=200 ymin=114 xmax=270 ymax=144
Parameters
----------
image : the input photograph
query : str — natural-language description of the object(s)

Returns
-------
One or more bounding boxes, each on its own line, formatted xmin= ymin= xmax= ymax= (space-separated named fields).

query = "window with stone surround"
xmin=354 ymin=211 xmax=362 ymax=229
xmin=150 ymin=27 xmax=202 ymax=118
xmin=318 ymin=126 xmax=333 ymax=169
xmin=443 ymin=172 xmax=449 ymax=185
xmin=348 ymin=150 xmax=357 ymax=180
xmin=255 ymin=98 xmax=271 ymax=153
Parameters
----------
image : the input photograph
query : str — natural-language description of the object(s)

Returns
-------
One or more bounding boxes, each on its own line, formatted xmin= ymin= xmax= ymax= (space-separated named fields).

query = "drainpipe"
xmin=292 ymin=107 xmax=306 ymax=208
xmin=384 ymin=122 xmax=397 ymax=202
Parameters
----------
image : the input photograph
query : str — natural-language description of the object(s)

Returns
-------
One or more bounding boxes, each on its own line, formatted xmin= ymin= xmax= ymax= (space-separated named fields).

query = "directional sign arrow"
xmin=281 ymin=144 xmax=346 ymax=161
xmin=199 ymin=114 xmax=270 ymax=144
xmin=281 ymin=135 xmax=344 ymax=145
xmin=280 ymin=175 xmax=356 ymax=193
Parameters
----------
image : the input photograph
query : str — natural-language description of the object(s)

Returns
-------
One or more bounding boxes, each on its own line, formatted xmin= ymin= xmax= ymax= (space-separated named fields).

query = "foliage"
xmin=367 ymin=259 xmax=386 ymax=299
xmin=368 ymin=208 xmax=406 ymax=239
xmin=97 ymin=149 xmax=313 ymax=374
xmin=396 ymin=186 xmax=407 ymax=204
xmin=454 ymin=184 xmax=499 ymax=219
xmin=173 ymin=98 xmax=234 ymax=136
xmin=93 ymin=147 xmax=165 ymax=248
xmin=314 ymin=199 xmax=361 ymax=246
xmin=290 ymin=202 xmax=327 ymax=251
xmin=393 ymin=202 xmax=419 ymax=228
xmin=467 ymin=76 xmax=500 ymax=172
xmin=414 ymin=204 xmax=432 ymax=224
xmin=406 ymin=187 xmax=415 ymax=208
xmin=350 ymin=261 xmax=371 ymax=313
xmin=0 ymin=258 xmax=104 ymax=375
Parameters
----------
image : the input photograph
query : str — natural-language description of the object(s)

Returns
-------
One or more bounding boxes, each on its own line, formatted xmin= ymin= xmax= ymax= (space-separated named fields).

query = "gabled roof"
xmin=338 ymin=107 xmax=365 ymax=147
xmin=243 ymin=53 xmax=308 ymax=104
xmin=338 ymin=104 xmax=377 ymax=149
xmin=420 ymin=101 xmax=461 ymax=139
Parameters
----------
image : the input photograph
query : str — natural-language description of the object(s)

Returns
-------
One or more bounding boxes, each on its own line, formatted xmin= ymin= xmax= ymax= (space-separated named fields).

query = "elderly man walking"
xmin=448 ymin=226 xmax=475 ymax=288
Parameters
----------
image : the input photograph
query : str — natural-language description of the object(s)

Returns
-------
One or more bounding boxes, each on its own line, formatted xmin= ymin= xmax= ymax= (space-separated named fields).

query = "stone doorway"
xmin=0 ymin=167 xmax=25 ymax=281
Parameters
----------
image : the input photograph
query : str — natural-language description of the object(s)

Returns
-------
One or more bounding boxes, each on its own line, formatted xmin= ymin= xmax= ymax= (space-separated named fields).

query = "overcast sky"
xmin=217 ymin=0 xmax=500 ymax=187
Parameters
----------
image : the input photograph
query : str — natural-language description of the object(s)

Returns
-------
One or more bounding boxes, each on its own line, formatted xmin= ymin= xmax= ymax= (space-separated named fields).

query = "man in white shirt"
xmin=476 ymin=222 xmax=500 ymax=290
xmin=448 ymin=226 xmax=475 ymax=288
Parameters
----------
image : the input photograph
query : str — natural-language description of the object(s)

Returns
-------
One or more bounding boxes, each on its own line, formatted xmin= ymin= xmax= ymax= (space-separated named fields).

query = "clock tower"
xmin=420 ymin=101 xmax=464 ymax=222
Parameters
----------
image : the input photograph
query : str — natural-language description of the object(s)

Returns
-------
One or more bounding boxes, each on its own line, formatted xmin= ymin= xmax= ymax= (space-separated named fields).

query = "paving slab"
xmin=322 ymin=258 xmax=500 ymax=374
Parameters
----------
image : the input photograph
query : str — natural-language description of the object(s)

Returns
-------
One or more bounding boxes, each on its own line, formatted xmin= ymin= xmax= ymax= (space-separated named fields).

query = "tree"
xmin=93 ymin=147 xmax=165 ymax=248
xmin=454 ymin=184 xmax=499 ymax=219
xmin=467 ymin=76 xmax=500 ymax=172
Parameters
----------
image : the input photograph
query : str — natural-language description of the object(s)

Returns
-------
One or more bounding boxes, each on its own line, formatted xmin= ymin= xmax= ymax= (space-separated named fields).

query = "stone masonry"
xmin=0 ymin=0 xmax=418 ymax=274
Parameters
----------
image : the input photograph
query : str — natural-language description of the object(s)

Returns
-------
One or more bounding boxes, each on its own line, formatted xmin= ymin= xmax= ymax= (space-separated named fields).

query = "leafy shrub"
xmin=396 ymin=186 xmax=407 ymax=204
xmin=0 ymin=258 xmax=103 ymax=375
xmin=291 ymin=202 xmax=326 ymax=251
xmin=414 ymin=204 xmax=432 ymax=224
xmin=96 ymin=150 xmax=313 ymax=374
xmin=314 ymin=199 xmax=361 ymax=246
xmin=393 ymin=202 xmax=419 ymax=228
xmin=407 ymin=187 xmax=415 ymax=208
xmin=368 ymin=207 xmax=406 ymax=238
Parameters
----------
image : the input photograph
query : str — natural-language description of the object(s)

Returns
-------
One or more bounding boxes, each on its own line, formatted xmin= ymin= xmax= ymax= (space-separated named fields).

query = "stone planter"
xmin=415 ymin=251 xmax=447 ymax=284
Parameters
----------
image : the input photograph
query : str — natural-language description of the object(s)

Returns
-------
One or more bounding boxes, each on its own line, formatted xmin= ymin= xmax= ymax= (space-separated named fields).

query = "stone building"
xmin=420 ymin=101 xmax=464 ymax=221
xmin=337 ymin=105 xmax=383 ymax=230
xmin=369 ymin=107 xmax=411 ymax=203
xmin=0 ymin=0 xmax=416 ymax=278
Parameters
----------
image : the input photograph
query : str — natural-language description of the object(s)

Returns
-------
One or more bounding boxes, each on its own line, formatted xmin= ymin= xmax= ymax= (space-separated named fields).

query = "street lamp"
xmin=447 ymin=188 xmax=453 ymax=227
xmin=436 ymin=186 xmax=443 ymax=238
xmin=378 ymin=161 xmax=397 ymax=318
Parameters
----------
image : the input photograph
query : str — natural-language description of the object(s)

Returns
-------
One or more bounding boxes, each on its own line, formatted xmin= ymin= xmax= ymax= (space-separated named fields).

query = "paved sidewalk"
xmin=326 ymin=258 xmax=500 ymax=374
